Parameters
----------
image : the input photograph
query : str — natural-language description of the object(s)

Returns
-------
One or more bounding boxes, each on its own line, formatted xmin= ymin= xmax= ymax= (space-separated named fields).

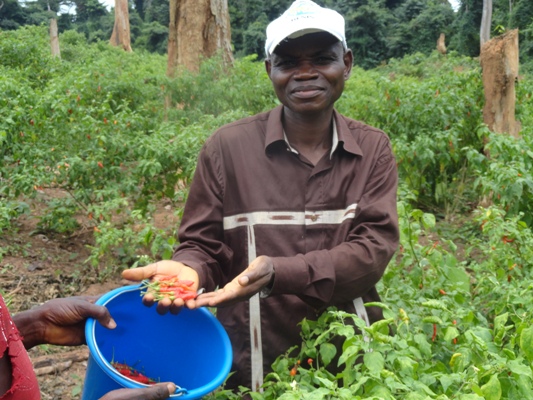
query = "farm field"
xmin=2 ymin=26 xmax=533 ymax=399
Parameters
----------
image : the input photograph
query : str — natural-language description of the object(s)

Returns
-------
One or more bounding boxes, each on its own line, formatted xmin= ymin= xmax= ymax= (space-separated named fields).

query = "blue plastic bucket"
xmin=82 ymin=284 xmax=232 ymax=400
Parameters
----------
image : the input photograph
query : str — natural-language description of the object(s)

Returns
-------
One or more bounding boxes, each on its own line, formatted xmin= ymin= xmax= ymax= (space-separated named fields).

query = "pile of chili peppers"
xmin=141 ymin=276 xmax=197 ymax=301
xmin=111 ymin=361 xmax=158 ymax=384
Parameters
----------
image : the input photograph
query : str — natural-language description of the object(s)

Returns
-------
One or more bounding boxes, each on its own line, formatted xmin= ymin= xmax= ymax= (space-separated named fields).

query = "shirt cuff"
xmin=270 ymin=256 xmax=308 ymax=295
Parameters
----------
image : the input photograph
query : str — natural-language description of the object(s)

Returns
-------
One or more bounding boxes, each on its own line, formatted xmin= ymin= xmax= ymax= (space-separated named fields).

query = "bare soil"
xmin=1 ymin=189 xmax=179 ymax=399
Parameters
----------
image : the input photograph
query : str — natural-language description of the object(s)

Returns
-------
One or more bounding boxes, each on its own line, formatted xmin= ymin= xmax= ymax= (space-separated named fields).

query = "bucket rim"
xmin=85 ymin=283 xmax=233 ymax=398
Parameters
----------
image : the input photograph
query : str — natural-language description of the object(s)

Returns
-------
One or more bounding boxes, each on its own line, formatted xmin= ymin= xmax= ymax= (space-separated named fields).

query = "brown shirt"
xmin=173 ymin=105 xmax=399 ymax=390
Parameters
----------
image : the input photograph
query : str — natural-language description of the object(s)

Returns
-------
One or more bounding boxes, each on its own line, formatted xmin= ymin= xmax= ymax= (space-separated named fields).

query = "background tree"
xmin=508 ymin=0 xmax=533 ymax=64
xmin=450 ymin=0 xmax=484 ymax=56
xmin=228 ymin=0 xmax=290 ymax=57
xmin=480 ymin=0 xmax=493 ymax=49
xmin=388 ymin=0 xmax=455 ymax=58
xmin=133 ymin=0 xmax=169 ymax=54
xmin=167 ymin=0 xmax=233 ymax=75
xmin=344 ymin=0 xmax=394 ymax=69
xmin=64 ymin=0 xmax=113 ymax=42
xmin=49 ymin=7 xmax=60 ymax=57
xmin=109 ymin=0 xmax=132 ymax=51
xmin=0 ymin=0 xmax=28 ymax=29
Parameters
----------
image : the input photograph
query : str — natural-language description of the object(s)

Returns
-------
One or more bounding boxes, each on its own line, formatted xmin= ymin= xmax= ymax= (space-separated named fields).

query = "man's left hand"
xmin=194 ymin=256 xmax=274 ymax=307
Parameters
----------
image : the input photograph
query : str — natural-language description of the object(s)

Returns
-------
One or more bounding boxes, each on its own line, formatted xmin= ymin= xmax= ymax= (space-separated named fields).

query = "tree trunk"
xmin=480 ymin=0 xmax=493 ymax=50
xmin=167 ymin=0 xmax=179 ymax=78
xmin=480 ymin=29 xmax=521 ymax=138
xmin=49 ymin=18 xmax=61 ymax=58
xmin=167 ymin=0 xmax=233 ymax=76
xmin=110 ymin=0 xmax=132 ymax=52
xmin=436 ymin=33 xmax=447 ymax=55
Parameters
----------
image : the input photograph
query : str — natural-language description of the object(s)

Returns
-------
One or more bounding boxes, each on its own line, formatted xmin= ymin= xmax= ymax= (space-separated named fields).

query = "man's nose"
xmin=294 ymin=61 xmax=318 ymax=79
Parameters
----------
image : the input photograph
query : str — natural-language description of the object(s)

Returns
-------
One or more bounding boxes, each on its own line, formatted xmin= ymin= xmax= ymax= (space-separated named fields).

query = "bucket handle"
xmin=173 ymin=386 xmax=188 ymax=397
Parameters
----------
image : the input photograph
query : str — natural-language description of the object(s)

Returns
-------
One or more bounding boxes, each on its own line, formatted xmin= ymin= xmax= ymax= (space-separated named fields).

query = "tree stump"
xmin=437 ymin=33 xmax=446 ymax=55
xmin=480 ymin=29 xmax=521 ymax=138
xmin=49 ymin=18 xmax=61 ymax=58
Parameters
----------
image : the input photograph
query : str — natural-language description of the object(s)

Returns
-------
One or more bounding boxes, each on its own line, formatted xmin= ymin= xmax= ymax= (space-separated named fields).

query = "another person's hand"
xmin=99 ymin=382 xmax=177 ymax=400
xmin=13 ymin=296 xmax=116 ymax=349
xmin=122 ymin=260 xmax=200 ymax=314
xmin=194 ymin=255 xmax=274 ymax=308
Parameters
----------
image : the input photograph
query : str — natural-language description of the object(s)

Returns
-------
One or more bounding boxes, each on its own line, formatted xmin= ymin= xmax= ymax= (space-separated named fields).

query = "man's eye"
xmin=315 ymin=56 xmax=334 ymax=64
xmin=276 ymin=59 xmax=296 ymax=67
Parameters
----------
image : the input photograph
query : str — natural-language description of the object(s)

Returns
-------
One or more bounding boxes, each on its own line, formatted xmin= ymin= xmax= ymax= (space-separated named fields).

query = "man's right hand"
xmin=122 ymin=260 xmax=200 ymax=314
xmin=99 ymin=382 xmax=176 ymax=400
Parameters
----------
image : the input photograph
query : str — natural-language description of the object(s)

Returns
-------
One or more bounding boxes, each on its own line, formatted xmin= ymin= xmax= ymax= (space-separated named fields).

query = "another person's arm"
xmin=12 ymin=296 xmax=116 ymax=349
xmin=1 ymin=296 xmax=176 ymax=399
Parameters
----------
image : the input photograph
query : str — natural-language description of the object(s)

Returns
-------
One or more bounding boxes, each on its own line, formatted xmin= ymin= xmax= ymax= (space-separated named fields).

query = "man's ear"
xmin=265 ymin=58 xmax=272 ymax=79
xmin=343 ymin=49 xmax=354 ymax=80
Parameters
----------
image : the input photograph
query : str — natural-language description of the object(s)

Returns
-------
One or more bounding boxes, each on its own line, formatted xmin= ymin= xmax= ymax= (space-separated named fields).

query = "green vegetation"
xmin=2 ymin=26 xmax=533 ymax=399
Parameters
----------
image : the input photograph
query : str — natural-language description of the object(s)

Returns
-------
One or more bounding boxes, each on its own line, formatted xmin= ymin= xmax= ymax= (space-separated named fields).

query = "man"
xmin=123 ymin=0 xmax=399 ymax=392
xmin=0 ymin=294 xmax=176 ymax=400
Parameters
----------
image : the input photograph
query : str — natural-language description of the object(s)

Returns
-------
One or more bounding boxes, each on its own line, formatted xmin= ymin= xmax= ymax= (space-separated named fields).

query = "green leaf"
xmin=444 ymin=326 xmax=459 ymax=342
xmin=520 ymin=326 xmax=533 ymax=362
xmin=413 ymin=333 xmax=432 ymax=357
xmin=421 ymin=212 xmax=436 ymax=229
xmin=439 ymin=373 xmax=461 ymax=392
xmin=364 ymin=351 xmax=384 ymax=377
xmin=493 ymin=312 xmax=509 ymax=332
xmin=457 ymin=394 xmax=484 ymax=400
xmin=507 ymin=359 xmax=533 ymax=378
xmin=443 ymin=266 xmax=470 ymax=292
xmin=404 ymin=393 xmax=427 ymax=400
xmin=312 ymin=378 xmax=335 ymax=390
xmin=319 ymin=342 xmax=336 ymax=367
xmin=480 ymin=374 xmax=502 ymax=400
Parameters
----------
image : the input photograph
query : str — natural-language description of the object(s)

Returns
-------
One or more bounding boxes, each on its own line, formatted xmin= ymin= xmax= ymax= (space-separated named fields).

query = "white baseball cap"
xmin=265 ymin=0 xmax=347 ymax=57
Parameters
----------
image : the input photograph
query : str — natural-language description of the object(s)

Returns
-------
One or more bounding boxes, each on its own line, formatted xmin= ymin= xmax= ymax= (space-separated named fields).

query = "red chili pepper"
xmin=439 ymin=289 xmax=446 ymax=295
xmin=111 ymin=362 xmax=157 ymax=385
xmin=142 ymin=276 xmax=197 ymax=301
xmin=432 ymin=324 xmax=437 ymax=342
xmin=502 ymin=236 xmax=515 ymax=244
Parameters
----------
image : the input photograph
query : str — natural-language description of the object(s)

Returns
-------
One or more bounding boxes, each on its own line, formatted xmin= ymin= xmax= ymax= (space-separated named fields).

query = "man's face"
xmin=265 ymin=32 xmax=353 ymax=116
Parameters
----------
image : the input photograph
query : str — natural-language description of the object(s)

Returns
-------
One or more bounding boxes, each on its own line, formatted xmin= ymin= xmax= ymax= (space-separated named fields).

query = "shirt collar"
xmin=264 ymin=106 xmax=363 ymax=157
xmin=282 ymin=120 xmax=339 ymax=159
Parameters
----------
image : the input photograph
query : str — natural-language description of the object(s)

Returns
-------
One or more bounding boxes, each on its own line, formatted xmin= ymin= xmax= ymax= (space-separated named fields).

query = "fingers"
xmin=242 ymin=255 xmax=273 ymax=284
xmin=123 ymin=262 xmax=201 ymax=315
xmin=64 ymin=299 xmax=117 ymax=330
xmin=99 ymin=382 xmax=176 ymax=400
xmin=192 ymin=257 xmax=274 ymax=308
xmin=90 ymin=304 xmax=117 ymax=330
xmin=122 ymin=263 xmax=159 ymax=281
xmin=156 ymin=297 xmax=173 ymax=315
xmin=194 ymin=286 xmax=242 ymax=308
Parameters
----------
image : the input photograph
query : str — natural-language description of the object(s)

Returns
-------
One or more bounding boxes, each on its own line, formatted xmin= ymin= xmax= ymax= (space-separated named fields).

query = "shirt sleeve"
xmin=270 ymin=138 xmax=399 ymax=309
